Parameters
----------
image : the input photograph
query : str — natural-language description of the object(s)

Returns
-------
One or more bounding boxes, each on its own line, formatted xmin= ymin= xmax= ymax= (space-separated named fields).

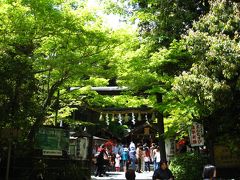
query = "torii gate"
xmin=89 ymin=86 xmax=167 ymax=161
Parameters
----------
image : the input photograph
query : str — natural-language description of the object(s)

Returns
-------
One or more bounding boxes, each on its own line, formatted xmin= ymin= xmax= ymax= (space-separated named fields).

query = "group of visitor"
xmin=93 ymin=141 xmax=165 ymax=177
xmin=112 ymin=141 xmax=160 ymax=173
xmin=93 ymin=141 xmax=217 ymax=180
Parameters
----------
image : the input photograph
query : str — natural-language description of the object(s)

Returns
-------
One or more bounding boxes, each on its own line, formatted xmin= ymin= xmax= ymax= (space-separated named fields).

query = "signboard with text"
xmin=34 ymin=127 xmax=69 ymax=155
xmin=189 ymin=122 xmax=204 ymax=147
xmin=43 ymin=149 xmax=63 ymax=156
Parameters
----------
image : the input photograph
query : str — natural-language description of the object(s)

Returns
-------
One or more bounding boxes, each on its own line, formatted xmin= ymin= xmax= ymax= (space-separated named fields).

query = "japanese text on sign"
xmin=189 ymin=122 xmax=204 ymax=147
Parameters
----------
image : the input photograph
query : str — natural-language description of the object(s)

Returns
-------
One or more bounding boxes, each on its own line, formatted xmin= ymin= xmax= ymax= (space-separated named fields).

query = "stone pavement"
xmin=91 ymin=171 xmax=153 ymax=180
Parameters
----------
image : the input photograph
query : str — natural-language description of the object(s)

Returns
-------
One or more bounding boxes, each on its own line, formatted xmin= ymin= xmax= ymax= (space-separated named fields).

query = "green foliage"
xmin=87 ymin=94 xmax=152 ymax=108
xmin=1 ymin=0 xmax=239 ymax=147
xmin=170 ymin=0 xmax=240 ymax=147
xmin=0 ymin=52 xmax=38 ymax=128
xmin=164 ymin=95 xmax=200 ymax=137
xmin=0 ymin=0 xmax=138 ymax=132
xmin=169 ymin=152 xmax=207 ymax=180
xmin=108 ymin=123 xmax=129 ymax=138
xmin=194 ymin=0 xmax=240 ymax=39
xmin=130 ymin=0 xmax=210 ymax=47
xmin=172 ymin=0 xmax=240 ymax=115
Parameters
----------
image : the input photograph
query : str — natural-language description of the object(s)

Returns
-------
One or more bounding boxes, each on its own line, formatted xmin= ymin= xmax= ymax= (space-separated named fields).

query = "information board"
xmin=34 ymin=127 xmax=69 ymax=154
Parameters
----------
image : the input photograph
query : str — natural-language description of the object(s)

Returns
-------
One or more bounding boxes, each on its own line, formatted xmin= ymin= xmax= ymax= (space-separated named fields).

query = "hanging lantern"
xmin=111 ymin=114 xmax=115 ymax=121
xmin=138 ymin=113 xmax=141 ymax=121
xmin=106 ymin=113 xmax=109 ymax=125
xmin=99 ymin=112 xmax=103 ymax=121
xmin=118 ymin=113 xmax=122 ymax=125
xmin=131 ymin=112 xmax=135 ymax=125
xmin=125 ymin=113 xmax=129 ymax=122
xmin=145 ymin=113 xmax=148 ymax=122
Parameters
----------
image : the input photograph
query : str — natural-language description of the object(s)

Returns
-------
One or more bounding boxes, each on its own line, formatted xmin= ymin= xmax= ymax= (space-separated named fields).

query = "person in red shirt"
xmin=144 ymin=146 xmax=151 ymax=172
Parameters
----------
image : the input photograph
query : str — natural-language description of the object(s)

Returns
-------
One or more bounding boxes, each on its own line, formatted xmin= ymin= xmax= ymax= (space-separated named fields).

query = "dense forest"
xmin=0 ymin=0 xmax=240 ymax=152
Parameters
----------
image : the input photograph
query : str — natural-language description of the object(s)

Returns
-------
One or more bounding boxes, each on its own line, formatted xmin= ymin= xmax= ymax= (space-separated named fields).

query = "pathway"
xmin=91 ymin=171 xmax=153 ymax=180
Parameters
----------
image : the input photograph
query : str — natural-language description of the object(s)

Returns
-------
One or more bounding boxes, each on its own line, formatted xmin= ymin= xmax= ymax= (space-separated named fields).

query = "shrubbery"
xmin=169 ymin=152 xmax=207 ymax=180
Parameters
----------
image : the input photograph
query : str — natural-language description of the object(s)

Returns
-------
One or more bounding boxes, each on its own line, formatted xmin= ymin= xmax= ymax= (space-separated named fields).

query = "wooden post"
xmin=55 ymin=89 xmax=60 ymax=126
xmin=5 ymin=139 xmax=12 ymax=180
xmin=208 ymin=117 xmax=216 ymax=164
xmin=156 ymin=93 xmax=167 ymax=161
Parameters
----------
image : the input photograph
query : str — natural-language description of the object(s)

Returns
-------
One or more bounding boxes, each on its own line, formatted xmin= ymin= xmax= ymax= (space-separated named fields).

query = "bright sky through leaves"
xmin=86 ymin=0 xmax=133 ymax=30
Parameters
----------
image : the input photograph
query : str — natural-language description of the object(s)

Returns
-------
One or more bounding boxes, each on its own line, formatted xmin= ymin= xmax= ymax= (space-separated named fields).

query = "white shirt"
xmin=154 ymin=151 xmax=161 ymax=163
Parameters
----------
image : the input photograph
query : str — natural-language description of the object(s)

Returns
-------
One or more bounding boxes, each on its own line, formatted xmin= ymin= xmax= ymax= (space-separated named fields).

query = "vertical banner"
xmin=189 ymin=122 xmax=204 ymax=147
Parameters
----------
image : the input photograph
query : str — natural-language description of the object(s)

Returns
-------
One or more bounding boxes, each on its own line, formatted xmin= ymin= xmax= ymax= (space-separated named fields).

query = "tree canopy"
xmin=0 ymin=0 xmax=138 ymax=136
xmin=0 ymin=0 xmax=240 ymax=150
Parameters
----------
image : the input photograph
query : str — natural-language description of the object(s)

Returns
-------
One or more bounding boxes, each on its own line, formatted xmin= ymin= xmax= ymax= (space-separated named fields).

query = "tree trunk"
xmin=27 ymin=78 xmax=64 ymax=145
xmin=156 ymin=93 xmax=167 ymax=161
xmin=208 ymin=117 xmax=216 ymax=164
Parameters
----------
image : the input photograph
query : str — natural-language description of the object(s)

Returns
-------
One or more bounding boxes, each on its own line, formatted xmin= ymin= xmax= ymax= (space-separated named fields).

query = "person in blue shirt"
xmin=122 ymin=144 xmax=129 ymax=172
xmin=152 ymin=160 xmax=174 ymax=180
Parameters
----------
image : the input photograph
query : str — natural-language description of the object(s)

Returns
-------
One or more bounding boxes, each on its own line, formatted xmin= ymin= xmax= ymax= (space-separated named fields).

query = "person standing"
xmin=140 ymin=146 xmax=145 ymax=172
xmin=154 ymin=146 xmax=161 ymax=170
xmin=144 ymin=146 xmax=151 ymax=172
xmin=129 ymin=141 xmax=136 ymax=171
xmin=152 ymin=160 xmax=174 ymax=180
xmin=136 ymin=143 xmax=142 ymax=173
xmin=115 ymin=153 xmax=121 ymax=172
xmin=122 ymin=145 xmax=129 ymax=172
xmin=150 ymin=143 xmax=156 ymax=163
xmin=95 ymin=144 xmax=107 ymax=177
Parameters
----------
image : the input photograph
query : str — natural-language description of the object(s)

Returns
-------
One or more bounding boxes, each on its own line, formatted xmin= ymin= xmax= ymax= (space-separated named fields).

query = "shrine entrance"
xmin=71 ymin=86 xmax=167 ymax=161
xmin=91 ymin=107 xmax=157 ymax=143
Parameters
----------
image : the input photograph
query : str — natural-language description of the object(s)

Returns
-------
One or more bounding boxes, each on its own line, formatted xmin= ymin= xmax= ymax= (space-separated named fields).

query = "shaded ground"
xmin=91 ymin=171 xmax=153 ymax=180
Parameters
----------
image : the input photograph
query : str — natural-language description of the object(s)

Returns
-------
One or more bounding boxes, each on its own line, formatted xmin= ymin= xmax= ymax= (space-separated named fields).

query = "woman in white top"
xmin=154 ymin=146 xmax=161 ymax=170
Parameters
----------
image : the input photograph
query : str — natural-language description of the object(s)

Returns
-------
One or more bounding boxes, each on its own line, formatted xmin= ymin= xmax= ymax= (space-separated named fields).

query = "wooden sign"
xmin=189 ymin=122 xmax=204 ymax=147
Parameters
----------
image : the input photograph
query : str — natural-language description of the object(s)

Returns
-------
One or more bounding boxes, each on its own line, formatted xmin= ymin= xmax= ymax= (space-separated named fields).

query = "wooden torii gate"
xmin=89 ymin=86 xmax=167 ymax=161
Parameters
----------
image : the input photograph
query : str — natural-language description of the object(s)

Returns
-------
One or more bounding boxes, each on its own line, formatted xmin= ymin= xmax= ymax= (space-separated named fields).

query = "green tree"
xmin=129 ymin=0 xmax=210 ymax=47
xmin=0 ymin=54 xmax=38 ymax=129
xmin=172 ymin=0 xmax=240 ymax=147
xmin=0 ymin=0 xmax=136 ymax=142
